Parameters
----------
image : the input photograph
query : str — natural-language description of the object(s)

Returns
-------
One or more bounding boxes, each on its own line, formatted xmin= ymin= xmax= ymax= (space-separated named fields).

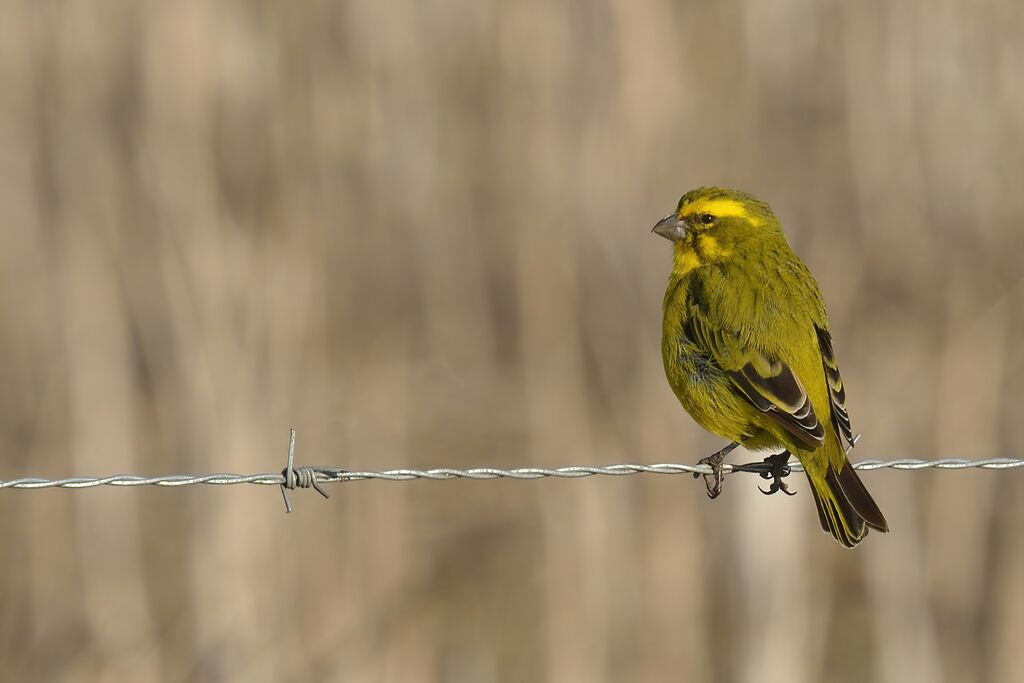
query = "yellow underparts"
xmin=672 ymin=235 xmax=731 ymax=277
xmin=680 ymin=198 xmax=765 ymax=227
xmin=673 ymin=244 xmax=701 ymax=276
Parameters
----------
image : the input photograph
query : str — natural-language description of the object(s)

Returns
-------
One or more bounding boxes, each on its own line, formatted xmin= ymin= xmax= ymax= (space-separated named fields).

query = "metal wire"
xmin=3 ymin=457 xmax=1021 ymax=490
xmin=1 ymin=431 xmax=1021 ymax=511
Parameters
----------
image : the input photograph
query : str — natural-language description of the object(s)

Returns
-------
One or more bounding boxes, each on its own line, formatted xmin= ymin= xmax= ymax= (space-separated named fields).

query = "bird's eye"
xmin=700 ymin=213 xmax=715 ymax=225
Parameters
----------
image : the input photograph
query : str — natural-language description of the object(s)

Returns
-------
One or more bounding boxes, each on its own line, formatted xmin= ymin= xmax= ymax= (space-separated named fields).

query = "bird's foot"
xmin=693 ymin=442 xmax=739 ymax=499
xmin=756 ymin=451 xmax=796 ymax=496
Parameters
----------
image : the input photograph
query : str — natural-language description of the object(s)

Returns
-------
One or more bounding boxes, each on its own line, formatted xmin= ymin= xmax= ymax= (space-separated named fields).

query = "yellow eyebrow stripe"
xmin=680 ymin=198 xmax=751 ymax=220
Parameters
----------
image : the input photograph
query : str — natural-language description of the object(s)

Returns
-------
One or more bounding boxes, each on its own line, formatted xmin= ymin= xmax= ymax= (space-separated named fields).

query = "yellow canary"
xmin=654 ymin=187 xmax=887 ymax=547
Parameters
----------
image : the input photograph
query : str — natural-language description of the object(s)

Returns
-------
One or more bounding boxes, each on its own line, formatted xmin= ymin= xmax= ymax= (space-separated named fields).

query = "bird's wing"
xmin=815 ymin=325 xmax=855 ymax=450
xmin=687 ymin=314 xmax=826 ymax=449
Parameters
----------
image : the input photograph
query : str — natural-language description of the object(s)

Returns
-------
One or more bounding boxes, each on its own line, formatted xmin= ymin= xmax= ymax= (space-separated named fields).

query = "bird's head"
xmin=652 ymin=187 xmax=780 ymax=274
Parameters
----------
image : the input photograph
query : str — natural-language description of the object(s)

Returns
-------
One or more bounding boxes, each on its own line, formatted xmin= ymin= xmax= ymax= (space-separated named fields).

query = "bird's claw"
xmin=694 ymin=453 xmax=725 ymax=499
xmin=693 ymin=442 xmax=739 ymax=499
xmin=757 ymin=451 xmax=796 ymax=496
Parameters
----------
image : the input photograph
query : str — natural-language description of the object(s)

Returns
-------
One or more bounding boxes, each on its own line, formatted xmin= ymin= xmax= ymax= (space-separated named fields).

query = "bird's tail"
xmin=806 ymin=453 xmax=888 ymax=548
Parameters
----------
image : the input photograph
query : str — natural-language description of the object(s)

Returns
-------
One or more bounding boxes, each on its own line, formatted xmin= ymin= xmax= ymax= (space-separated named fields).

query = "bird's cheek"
xmin=698 ymin=234 xmax=731 ymax=261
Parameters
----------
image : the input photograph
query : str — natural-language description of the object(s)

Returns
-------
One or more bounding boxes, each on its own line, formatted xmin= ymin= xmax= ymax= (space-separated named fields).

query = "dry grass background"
xmin=0 ymin=1 xmax=1023 ymax=681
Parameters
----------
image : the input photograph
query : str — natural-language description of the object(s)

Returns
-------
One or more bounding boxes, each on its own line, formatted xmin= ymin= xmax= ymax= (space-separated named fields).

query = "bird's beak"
xmin=652 ymin=213 xmax=686 ymax=242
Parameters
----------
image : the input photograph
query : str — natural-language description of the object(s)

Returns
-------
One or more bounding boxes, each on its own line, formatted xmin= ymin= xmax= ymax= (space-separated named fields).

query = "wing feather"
xmin=727 ymin=358 xmax=825 ymax=448
xmin=686 ymin=315 xmax=826 ymax=448
xmin=815 ymin=326 xmax=855 ymax=449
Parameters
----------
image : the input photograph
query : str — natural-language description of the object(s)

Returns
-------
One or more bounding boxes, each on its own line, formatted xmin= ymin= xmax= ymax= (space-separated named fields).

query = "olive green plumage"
xmin=655 ymin=187 xmax=888 ymax=547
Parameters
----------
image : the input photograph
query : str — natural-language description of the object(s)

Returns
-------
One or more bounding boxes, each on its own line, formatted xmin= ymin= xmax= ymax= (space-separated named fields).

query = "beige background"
xmin=1 ymin=1 xmax=1022 ymax=681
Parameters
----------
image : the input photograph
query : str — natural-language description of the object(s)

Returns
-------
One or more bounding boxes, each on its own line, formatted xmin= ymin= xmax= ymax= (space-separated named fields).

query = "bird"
xmin=653 ymin=187 xmax=888 ymax=547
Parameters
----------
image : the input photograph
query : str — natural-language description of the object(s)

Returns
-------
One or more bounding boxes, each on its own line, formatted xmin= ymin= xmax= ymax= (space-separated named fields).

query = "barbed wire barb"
xmin=280 ymin=429 xmax=331 ymax=513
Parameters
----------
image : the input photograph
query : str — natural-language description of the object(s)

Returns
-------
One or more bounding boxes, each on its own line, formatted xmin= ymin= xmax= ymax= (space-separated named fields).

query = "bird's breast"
xmin=661 ymin=273 xmax=759 ymax=442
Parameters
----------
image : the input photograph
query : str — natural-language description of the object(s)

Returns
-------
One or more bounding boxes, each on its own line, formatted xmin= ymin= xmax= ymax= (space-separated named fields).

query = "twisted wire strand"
xmin=2 ymin=458 xmax=1021 ymax=490
xmin=2 ymin=430 xmax=1021 ymax=513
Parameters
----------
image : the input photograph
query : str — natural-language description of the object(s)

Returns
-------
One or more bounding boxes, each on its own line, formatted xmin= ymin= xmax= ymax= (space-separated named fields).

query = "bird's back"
xmin=663 ymin=240 xmax=835 ymax=456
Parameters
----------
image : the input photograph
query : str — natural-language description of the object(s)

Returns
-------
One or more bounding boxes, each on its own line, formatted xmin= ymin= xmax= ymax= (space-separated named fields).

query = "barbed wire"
xmin=1 ymin=430 xmax=1021 ymax=511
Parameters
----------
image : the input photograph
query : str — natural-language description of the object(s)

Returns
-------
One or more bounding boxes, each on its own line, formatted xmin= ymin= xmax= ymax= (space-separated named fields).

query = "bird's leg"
xmin=757 ymin=451 xmax=796 ymax=496
xmin=694 ymin=441 xmax=739 ymax=499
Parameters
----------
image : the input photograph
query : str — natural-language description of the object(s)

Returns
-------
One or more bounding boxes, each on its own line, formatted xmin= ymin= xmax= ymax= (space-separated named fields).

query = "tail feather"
xmin=807 ymin=455 xmax=888 ymax=548
xmin=835 ymin=459 xmax=888 ymax=532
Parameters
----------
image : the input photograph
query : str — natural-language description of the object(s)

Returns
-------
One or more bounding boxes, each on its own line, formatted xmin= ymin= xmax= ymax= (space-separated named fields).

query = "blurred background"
xmin=0 ymin=0 xmax=1022 ymax=681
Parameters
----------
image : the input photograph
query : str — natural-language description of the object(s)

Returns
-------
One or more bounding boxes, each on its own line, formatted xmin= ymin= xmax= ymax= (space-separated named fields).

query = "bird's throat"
xmin=672 ymin=235 xmax=729 ymax=277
